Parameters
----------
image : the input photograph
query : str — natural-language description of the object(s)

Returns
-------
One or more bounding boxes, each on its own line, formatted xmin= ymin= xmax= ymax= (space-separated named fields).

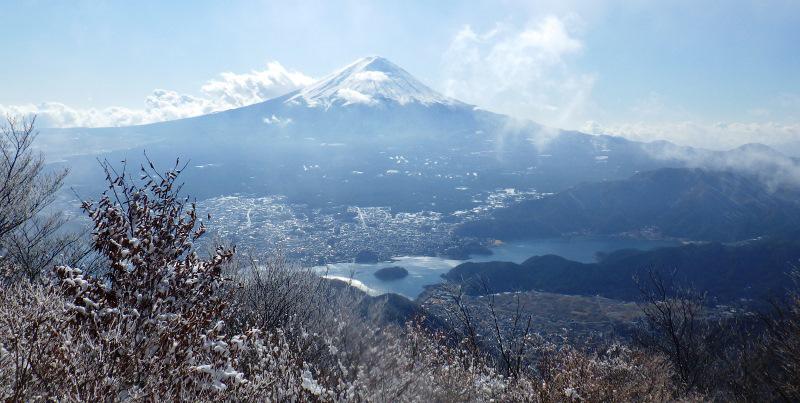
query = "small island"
xmin=374 ymin=266 xmax=408 ymax=281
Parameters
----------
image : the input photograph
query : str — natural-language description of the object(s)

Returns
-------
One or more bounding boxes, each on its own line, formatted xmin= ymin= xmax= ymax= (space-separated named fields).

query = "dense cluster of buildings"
xmin=199 ymin=187 xmax=543 ymax=265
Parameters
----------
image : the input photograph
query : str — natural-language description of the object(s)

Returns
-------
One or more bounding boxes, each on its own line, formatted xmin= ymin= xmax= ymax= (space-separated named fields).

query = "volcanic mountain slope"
xmin=286 ymin=56 xmax=460 ymax=108
xmin=42 ymin=57 xmax=798 ymax=214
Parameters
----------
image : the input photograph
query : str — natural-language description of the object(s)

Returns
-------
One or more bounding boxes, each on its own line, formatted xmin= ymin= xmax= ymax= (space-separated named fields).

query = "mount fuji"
xmin=286 ymin=56 xmax=460 ymax=108
xmin=41 ymin=56 xmax=796 ymax=213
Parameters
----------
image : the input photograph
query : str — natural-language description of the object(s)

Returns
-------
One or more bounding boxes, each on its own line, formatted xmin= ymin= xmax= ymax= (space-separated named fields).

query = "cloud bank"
xmin=200 ymin=62 xmax=313 ymax=108
xmin=0 ymin=62 xmax=313 ymax=128
xmin=583 ymin=120 xmax=800 ymax=151
xmin=642 ymin=137 xmax=800 ymax=189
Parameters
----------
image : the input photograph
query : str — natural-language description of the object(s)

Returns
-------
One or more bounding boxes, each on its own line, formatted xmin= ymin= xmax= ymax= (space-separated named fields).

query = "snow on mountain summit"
xmin=286 ymin=56 xmax=459 ymax=108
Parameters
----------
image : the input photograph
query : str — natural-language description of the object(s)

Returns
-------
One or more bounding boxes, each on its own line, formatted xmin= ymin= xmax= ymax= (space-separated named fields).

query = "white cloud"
xmin=335 ymin=88 xmax=375 ymax=105
xmin=352 ymin=71 xmax=390 ymax=82
xmin=262 ymin=114 xmax=293 ymax=127
xmin=638 ymin=131 xmax=800 ymax=189
xmin=200 ymin=62 xmax=313 ymax=108
xmin=582 ymin=120 xmax=800 ymax=151
xmin=0 ymin=62 xmax=313 ymax=128
xmin=442 ymin=16 xmax=595 ymax=129
xmin=0 ymin=102 xmax=152 ymax=128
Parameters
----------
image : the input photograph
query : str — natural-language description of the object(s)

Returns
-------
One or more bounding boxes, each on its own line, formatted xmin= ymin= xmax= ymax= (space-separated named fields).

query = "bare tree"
xmin=0 ymin=116 xmax=69 ymax=281
xmin=0 ymin=116 xmax=66 ymax=239
xmin=430 ymin=279 xmax=536 ymax=378
xmin=757 ymin=271 xmax=800 ymax=401
xmin=2 ymin=215 xmax=95 ymax=282
xmin=634 ymin=269 xmax=721 ymax=393
xmin=435 ymin=282 xmax=482 ymax=354
xmin=482 ymin=281 xmax=534 ymax=378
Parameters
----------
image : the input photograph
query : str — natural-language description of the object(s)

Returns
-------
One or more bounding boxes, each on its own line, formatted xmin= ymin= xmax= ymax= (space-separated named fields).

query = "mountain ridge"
xmin=439 ymin=238 xmax=800 ymax=306
xmin=458 ymin=167 xmax=800 ymax=242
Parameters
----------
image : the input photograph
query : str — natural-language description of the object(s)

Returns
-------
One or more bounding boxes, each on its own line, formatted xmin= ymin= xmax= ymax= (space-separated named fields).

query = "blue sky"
xmin=1 ymin=0 xmax=798 ymax=149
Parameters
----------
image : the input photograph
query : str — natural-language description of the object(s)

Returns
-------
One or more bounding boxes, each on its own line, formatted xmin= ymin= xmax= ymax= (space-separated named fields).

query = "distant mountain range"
xmin=441 ymin=238 xmax=800 ymax=306
xmin=39 ymin=56 xmax=800 ymax=214
xmin=458 ymin=167 xmax=800 ymax=242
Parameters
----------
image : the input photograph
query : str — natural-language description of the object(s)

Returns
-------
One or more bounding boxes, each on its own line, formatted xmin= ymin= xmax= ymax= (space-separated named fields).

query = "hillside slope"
xmin=458 ymin=168 xmax=800 ymax=241
xmin=442 ymin=238 xmax=800 ymax=305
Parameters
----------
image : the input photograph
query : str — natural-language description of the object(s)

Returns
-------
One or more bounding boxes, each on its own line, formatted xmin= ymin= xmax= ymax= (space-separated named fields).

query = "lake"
xmin=314 ymin=237 xmax=680 ymax=299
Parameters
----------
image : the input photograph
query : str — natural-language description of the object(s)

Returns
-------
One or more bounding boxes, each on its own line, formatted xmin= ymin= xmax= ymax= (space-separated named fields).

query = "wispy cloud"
xmin=582 ymin=120 xmax=800 ymax=151
xmin=441 ymin=15 xmax=595 ymax=129
xmin=642 ymin=136 xmax=800 ymax=189
xmin=0 ymin=62 xmax=313 ymax=128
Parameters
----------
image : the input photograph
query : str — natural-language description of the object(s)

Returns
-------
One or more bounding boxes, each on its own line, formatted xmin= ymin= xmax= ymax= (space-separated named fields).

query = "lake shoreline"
xmin=313 ymin=237 xmax=681 ymax=299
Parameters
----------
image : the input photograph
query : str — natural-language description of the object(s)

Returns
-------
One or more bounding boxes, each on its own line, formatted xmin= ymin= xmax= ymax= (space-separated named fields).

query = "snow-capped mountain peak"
xmin=286 ymin=56 xmax=458 ymax=108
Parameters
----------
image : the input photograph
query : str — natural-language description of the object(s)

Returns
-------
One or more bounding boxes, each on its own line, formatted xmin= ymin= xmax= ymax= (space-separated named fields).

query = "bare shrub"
xmin=525 ymin=340 xmax=679 ymax=402
xmin=50 ymin=158 xmax=250 ymax=398
xmin=421 ymin=281 xmax=681 ymax=401
xmin=227 ymin=253 xmax=331 ymax=332
xmin=0 ymin=280 xmax=338 ymax=401
xmin=0 ymin=282 xmax=70 ymax=400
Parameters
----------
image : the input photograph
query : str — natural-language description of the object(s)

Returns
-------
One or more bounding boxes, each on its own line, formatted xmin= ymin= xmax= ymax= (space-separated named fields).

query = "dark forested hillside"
xmin=458 ymin=168 xmax=800 ymax=242
xmin=443 ymin=239 xmax=800 ymax=305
